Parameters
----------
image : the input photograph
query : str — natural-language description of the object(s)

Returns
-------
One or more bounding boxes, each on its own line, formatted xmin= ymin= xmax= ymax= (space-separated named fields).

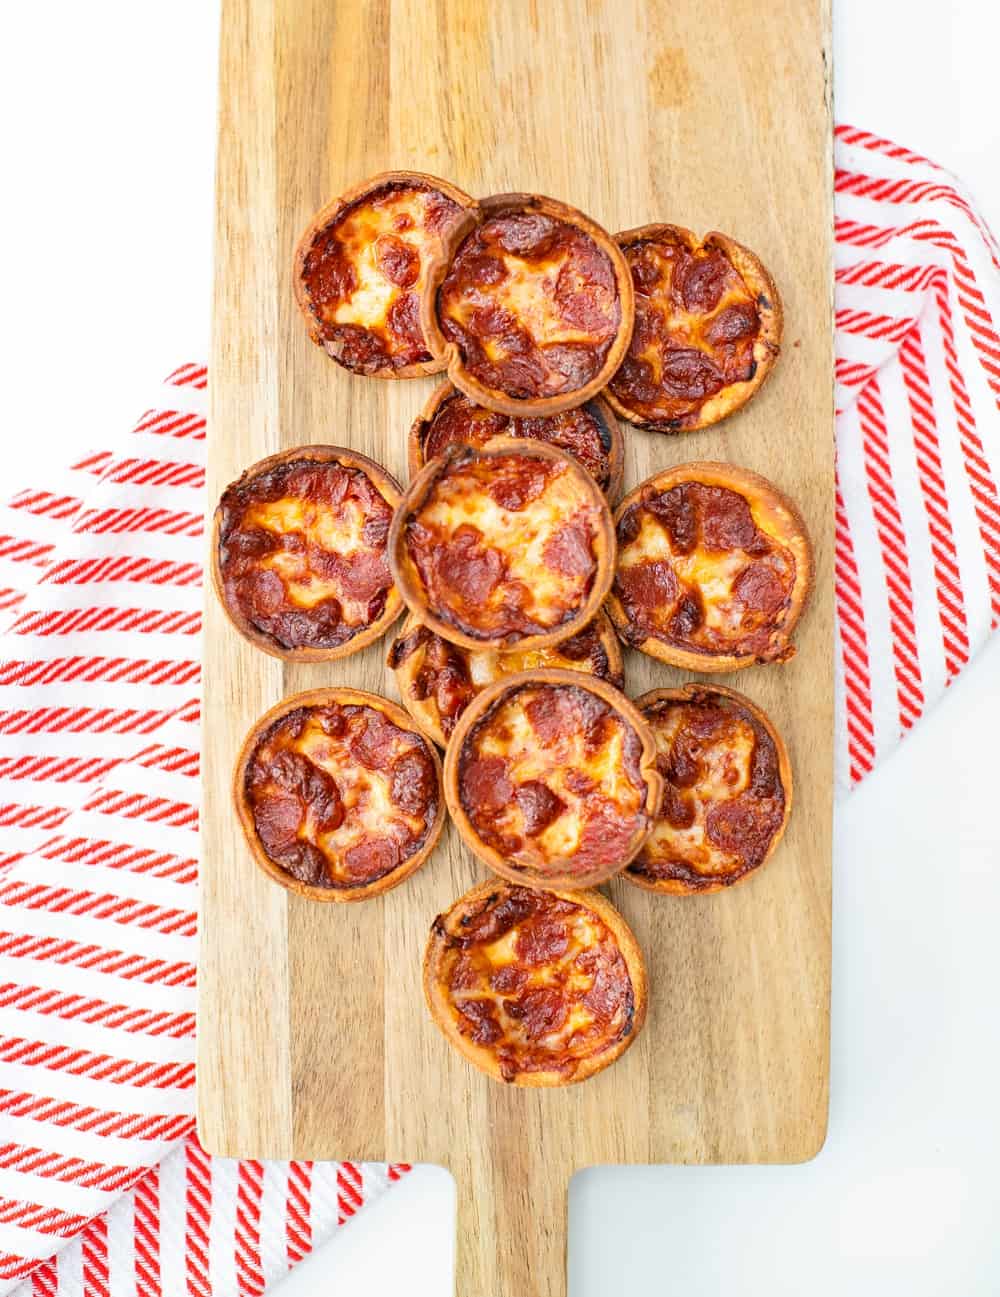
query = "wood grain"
xmin=198 ymin=2 xmax=833 ymax=1293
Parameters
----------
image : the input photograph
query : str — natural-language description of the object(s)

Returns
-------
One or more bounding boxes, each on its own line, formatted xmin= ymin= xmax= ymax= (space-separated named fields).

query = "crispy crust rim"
xmin=625 ymin=683 xmax=793 ymax=896
xmin=387 ymin=607 xmax=626 ymax=750
xmin=232 ymin=687 xmax=445 ymax=904
xmin=293 ymin=170 xmax=475 ymax=380
xmin=605 ymin=460 xmax=814 ymax=672
xmin=422 ymin=879 xmax=648 ymax=1086
xmin=421 ymin=192 xmax=635 ymax=416
xmin=605 ymin=222 xmax=783 ymax=434
xmin=388 ymin=435 xmax=617 ymax=652
xmin=442 ymin=667 xmax=662 ymax=889
xmin=407 ymin=380 xmax=626 ymax=502
xmin=211 ymin=444 xmax=405 ymax=662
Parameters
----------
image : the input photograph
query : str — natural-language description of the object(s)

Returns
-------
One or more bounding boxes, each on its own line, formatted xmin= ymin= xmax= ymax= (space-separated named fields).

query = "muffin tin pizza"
xmin=212 ymin=169 xmax=815 ymax=1086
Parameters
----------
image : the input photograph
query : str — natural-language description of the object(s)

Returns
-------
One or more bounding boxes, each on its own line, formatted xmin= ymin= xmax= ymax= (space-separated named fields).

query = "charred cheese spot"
xmin=388 ymin=615 xmax=622 ymax=744
xmin=300 ymin=181 xmax=463 ymax=373
xmin=457 ymin=682 xmax=651 ymax=880
xmin=421 ymin=391 xmax=614 ymax=488
xmin=433 ymin=885 xmax=635 ymax=1081
xmin=402 ymin=447 xmax=604 ymax=643
xmin=245 ymin=701 xmax=438 ymax=889
xmin=217 ymin=457 xmax=396 ymax=653
xmin=614 ymin=481 xmax=797 ymax=660
xmin=630 ymin=691 xmax=787 ymax=892
xmin=610 ymin=232 xmax=761 ymax=428
xmin=437 ymin=211 xmax=622 ymax=399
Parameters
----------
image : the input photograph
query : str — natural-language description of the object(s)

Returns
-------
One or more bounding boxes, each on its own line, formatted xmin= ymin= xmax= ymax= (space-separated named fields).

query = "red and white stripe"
xmin=0 ymin=123 xmax=995 ymax=1295
xmin=0 ymin=368 xmax=404 ymax=1297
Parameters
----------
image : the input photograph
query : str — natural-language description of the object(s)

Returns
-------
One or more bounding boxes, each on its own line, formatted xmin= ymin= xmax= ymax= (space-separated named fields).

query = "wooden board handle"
xmin=454 ymin=1168 xmax=567 ymax=1297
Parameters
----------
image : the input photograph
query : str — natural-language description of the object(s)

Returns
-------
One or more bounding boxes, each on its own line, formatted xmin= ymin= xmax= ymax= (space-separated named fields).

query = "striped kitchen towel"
xmin=0 ymin=124 xmax=998 ymax=1295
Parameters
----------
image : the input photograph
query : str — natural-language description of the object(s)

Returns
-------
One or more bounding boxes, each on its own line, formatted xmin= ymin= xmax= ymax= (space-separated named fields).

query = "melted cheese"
xmin=327 ymin=188 xmax=442 ymax=332
xmin=408 ymin=457 xmax=601 ymax=637
xmin=618 ymin=510 xmax=753 ymax=637
xmin=611 ymin=236 xmax=760 ymax=423
xmin=615 ymin=486 xmax=797 ymax=655
xmin=244 ymin=492 xmax=373 ymax=615
xmin=467 ymin=639 xmax=593 ymax=686
xmin=444 ymin=902 xmax=628 ymax=1071
xmin=468 ymin=684 xmax=644 ymax=868
xmin=447 ymin=246 xmax=603 ymax=350
xmin=642 ymin=705 xmax=757 ymax=873
xmin=251 ymin=705 xmax=433 ymax=883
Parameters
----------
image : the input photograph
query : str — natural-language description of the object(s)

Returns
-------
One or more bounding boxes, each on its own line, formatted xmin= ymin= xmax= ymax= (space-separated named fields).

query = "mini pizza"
xmin=444 ymin=670 xmax=661 ymax=889
xmin=389 ymin=437 xmax=615 ymax=651
xmin=213 ymin=446 xmax=403 ymax=660
xmin=606 ymin=224 xmax=782 ymax=433
xmin=294 ymin=171 xmax=473 ymax=378
xmin=607 ymin=461 xmax=813 ymax=671
xmin=387 ymin=609 xmax=624 ymax=748
xmin=421 ymin=193 xmax=634 ymax=416
xmin=408 ymin=381 xmax=624 ymax=499
xmin=423 ymin=880 xmax=647 ymax=1086
xmin=234 ymin=688 xmax=444 ymax=902
xmin=627 ymin=684 xmax=792 ymax=895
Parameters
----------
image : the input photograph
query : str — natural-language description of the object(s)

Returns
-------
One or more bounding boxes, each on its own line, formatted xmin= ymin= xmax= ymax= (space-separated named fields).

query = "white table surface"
xmin=2 ymin=2 xmax=998 ymax=1292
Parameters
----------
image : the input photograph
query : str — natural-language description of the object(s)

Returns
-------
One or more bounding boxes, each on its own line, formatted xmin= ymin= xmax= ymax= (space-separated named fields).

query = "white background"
xmin=2 ymin=2 xmax=998 ymax=1292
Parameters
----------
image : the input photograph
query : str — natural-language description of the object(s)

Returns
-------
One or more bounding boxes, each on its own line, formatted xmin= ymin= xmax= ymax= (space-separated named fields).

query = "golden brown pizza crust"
xmin=606 ymin=223 xmax=782 ymax=433
xmin=387 ymin=608 xmax=625 ymax=749
xmin=606 ymin=461 xmax=813 ymax=672
xmin=294 ymin=171 xmax=474 ymax=379
xmin=234 ymin=688 xmax=445 ymax=902
xmin=421 ymin=192 xmax=635 ymax=416
xmin=626 ymin=683 xmax=792 ymax=896
xmin=443 ymin=668 xmax=661 ymax=889
xmin=423 ymin=879 xmax=647 ymax=1086
xmin=389 ymin=436 xmax=616 ymax=652
xmin=212 ymin=445 xmax=404 ymax=662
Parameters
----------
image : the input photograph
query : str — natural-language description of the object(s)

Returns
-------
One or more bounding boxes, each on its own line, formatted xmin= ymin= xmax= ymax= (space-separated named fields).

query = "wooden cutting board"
xmin=197 ymin=1 xmax=833 ymax=1292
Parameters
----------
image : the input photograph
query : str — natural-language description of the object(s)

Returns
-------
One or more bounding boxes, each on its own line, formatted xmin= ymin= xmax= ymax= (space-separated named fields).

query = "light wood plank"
xmin=199 ymin=0 xmax=833 ymax=1290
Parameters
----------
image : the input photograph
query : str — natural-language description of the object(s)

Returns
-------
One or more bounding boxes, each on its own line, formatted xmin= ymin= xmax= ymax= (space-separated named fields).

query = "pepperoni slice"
xmin=515 ymin=919 xmax=570 ymax=966
xmin=698 ymin=486 xmax=759 ymax=551
xmin=488 ymin=212 xmax=558 ymax=257
xmin=659 ymin=348 xmax=724 ymax=400
xmin=508 ymin=987 xmax=568 ymax=1040
xmin=375 ymin=234 xmax=419 ymax=288
xmin=457 ymin=997 xmax=503 ymax=1045
xmin=485 ymin=461 xmax=554 ymax=511
xmin=543 ymin=518 xmax=595 ymax=577
xmin=515 ymin=780 xmax=567 ymax=836
xmin=704 ymin=794 xmax=781 ymax=858
xmin=343 ymin=836 xmax=404 ymax=881
xmin=460 ymin=755 xmax=514 ymax=815
xmin=431 ymin=525 xmax=506 ymax=605
xmin=253 ymin=791 xmax=304 ymax=854
xmin=615 ymin=559 xmax=679 ymax=611
xmin=674 ymin=250 xmax=729 ymax=313
xmin=706 ymin=302 xmax=759 ymax=345
xmin=391 ymin=749 xmax=436 ymax=816
xmin=733 ymin=559 xmax=788 ymax=615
